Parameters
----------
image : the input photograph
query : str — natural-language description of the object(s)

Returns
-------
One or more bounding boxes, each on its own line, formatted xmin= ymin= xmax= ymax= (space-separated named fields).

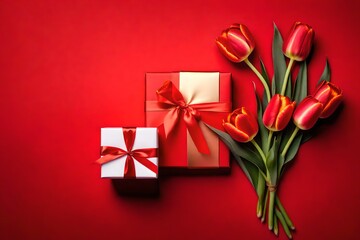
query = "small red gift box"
xmin=145 ymin=72 xmax=231 ymax=173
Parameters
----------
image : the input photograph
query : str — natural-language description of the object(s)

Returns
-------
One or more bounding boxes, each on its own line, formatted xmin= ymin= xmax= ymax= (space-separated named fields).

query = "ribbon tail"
xmin=184 ymin=114 xmax=210 ymax=155
xmin=96 ymin=154 xmax=123 ymax=165
xmin=124 ymin=155 xmax=136 ymax=178
xmin=133 ymin=157 xmax=158 ymax=175
xmin=163 ymin=108 xmax=179 ymax=137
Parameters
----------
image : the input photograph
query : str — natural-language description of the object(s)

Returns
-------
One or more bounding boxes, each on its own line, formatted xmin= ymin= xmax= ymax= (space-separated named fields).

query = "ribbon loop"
xmin=156 ymin=81 xmax=212 ymax=154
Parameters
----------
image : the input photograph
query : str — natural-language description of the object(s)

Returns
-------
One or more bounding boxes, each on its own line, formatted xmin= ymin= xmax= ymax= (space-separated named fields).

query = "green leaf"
xmin=272 ymin=23 xmax=287 ymax=95
xmin=256 ymin=172 xmax=266 ymax=199
xmin=284 ymin=132 xmax=303 ymax=164
xmin=260 ymin=59 xmax=271 ymax=105
xmin=207 ymin=125 xmax=267 ymax=174
xmin=302 ymin=131 xmax=313 ymax=143
xmin=235 ymin=154 xmax=260 ymax=188
xmin=226 ymin=143 xmax=264 ymax=196
xmin=260 ymin=59 xmax=270 ymax=83
xmin=317 ymin=59 xmax=331 ymax=85
xmin=278 ymin=125 xmax=304 ymax=175
xmin=271 ymin=76 xmax=276 ymax=96
xmin=255 ymin=93 xmax=269 ymax=151
xmin=279 ymin=125 xmax=293 ymax=155
xmin=207 ymin=125 xmax=264 ymax=193
xmin=278 ymin=154 xmax=285 ymax=176
xmin=266 ymin=137 xmax=280 ymax=185
xmin=293 ymin=61 xmax=308 ymax=103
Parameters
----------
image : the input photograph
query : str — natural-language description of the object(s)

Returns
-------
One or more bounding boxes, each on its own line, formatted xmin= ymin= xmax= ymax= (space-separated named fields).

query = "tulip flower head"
xmin=223 ymin=107 xmax=258 ymax=143
xmin=263 ymin=94 xmax=296 ymax=131
xmin=293 ymin=96 xmax=323 ymax=130
xmin=313 ymin=81 xmax=343 ymax=118
xmin=283 ymin=22 xmax=314 ymax=61
xmin=216 ymin=24 xmax=256 ymax=63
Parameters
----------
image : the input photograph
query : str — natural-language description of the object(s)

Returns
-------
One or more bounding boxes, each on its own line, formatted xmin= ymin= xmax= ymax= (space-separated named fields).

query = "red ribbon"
xmin=96 ymin=128 xmax=158 ymax=178
xmin=147 ymin=80 xmax=231 ymax=155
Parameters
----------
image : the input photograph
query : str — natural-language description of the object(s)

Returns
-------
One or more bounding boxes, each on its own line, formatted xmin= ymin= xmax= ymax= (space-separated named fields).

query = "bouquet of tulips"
xmin=210 ymin=22 xmax=343 ymax=238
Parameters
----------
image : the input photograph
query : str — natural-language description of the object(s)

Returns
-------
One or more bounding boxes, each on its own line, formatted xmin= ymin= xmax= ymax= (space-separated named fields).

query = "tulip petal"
xmin=320 ymin=94 xmax=343 ymax=118
xmin=263 ymin=94 xmax=281 ymax=129
xmin=298 ymin=29 xmax=314 ymax=61
xmin=227 ymin=28 xmax=253 ymax=62
xmin=283 ymin=22 xmax=314 ymax=61
xmin=233 ymin=114 xmax=257 ymax=137
xmin=329 ymin=82 xmax=342 ymax=95
xmin=228 ymin=108 xmax=242 ymax=123
xmin=313 ymin=81 xmax=331 ymax=105
xmin=229 ymin=23 xmax=240 ymax=29
xmin=314 ymin=81 xmax=343 ymax=118
xmin=223 ymin=122 xmax=250 ymax=143
xmin=240 ymin=108 xmax=259 ymax=133
xmin=275 ymin=102 xmax=295 ymax=131
xmin=239 ymin=24 xmax=256 ymax=49
xmin=216 ymin=34 xmax=241 ymax=62
xmin=293 ymin=97 xmax=323 ymax=130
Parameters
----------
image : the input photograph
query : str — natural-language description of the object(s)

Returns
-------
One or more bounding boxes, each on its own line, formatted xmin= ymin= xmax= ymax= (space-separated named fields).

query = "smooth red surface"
xmin=0 ymin=0 xmax=359 ymax=239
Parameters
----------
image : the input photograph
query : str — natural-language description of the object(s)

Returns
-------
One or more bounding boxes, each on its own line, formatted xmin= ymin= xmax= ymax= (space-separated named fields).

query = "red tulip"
xmin=283 ymin=22 xmax=314 ymax=61
xmin=293 ymin=96 xmax=323 ymax=130
xmin=263 ymin=94 xmax=296 ymax=131
xmin=216 ymin=24 xmax=255 ymax=63
xmin=223 ymin=107 xmax=258 ymax=143
xmin=313 ymin=81 xmax=343 ymax=118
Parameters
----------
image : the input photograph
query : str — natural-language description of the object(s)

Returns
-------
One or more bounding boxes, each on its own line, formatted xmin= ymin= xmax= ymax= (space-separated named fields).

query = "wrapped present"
xmin=96 ymin=127 xmax=159 ymax=195
xmin=97 ymin=127 xmax=158 ymax=178
xmin=145 ymin=72 xmax=231 ymax=173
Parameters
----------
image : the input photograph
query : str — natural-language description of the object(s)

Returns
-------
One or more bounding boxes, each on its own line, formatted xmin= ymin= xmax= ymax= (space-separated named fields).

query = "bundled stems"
xmin=261 ymin=189 xmax=269 ymax=222
xmin=268 ymin=190 xmax=276 ymax=230
xmin=250 ymin=106 xmax=298 ymax=238
xmin=251 ymin=127 xmax=297 ymax=238
xmin=244 ymin=58 xmax=271 ymax=102
xmin=256 ymin=174 xmax=266 ymax=218
xmin=276 ymin=209 xmax=293 ymax=239
xmin=276 ymin=196 xmax=295 ymax=230
xmin=273 ymin=213 xmax=279 ymax=236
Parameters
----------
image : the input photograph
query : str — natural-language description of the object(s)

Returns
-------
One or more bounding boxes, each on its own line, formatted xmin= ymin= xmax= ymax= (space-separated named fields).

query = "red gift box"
xmin=145 ymin=72 xmax=231 ymax=173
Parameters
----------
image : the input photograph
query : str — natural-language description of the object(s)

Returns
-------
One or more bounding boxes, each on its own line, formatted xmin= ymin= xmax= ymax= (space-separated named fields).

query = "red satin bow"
xmin=153 ymin=80 xmax=230 ymax=154
xmin=96 ymin=128 xmax=158 ymax=178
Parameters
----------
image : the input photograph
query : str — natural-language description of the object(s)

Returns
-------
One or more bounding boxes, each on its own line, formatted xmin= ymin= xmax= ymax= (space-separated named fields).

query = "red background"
xmin=1 ymin=0 xmax=359 ymax=239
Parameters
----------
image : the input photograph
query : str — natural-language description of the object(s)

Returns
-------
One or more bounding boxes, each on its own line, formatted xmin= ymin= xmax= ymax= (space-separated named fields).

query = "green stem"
xmin=273 ymin=213 xmax=279 ymax=236
xmin=275 ymin=209 xmax=293 ymax=239
xmin=268 ymin=190 xmax=276 ymax=230
xmin=250 ymin=139 xmax=269 ymax=184
xmin=256 ymin=198 xmax=262 ymax=218
xmin=244 ymin=58 xmax=271 ymax=102
xmin=266 ymin=130 xmax=273 ymax=153
xmin=256 ymin=174 xmax=266 ymax=218
xmin=276 ymin=196 xmax=295 ymax=230
xmin=261 ymin=189 xmax=269 ymax=223
xmin=280 ymin=58 xmax=295 ymax=96
xmin=251 ymin=139 xmax=267 ymax=164
xmin=281 ymin=127 xmax=300 ymax=157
